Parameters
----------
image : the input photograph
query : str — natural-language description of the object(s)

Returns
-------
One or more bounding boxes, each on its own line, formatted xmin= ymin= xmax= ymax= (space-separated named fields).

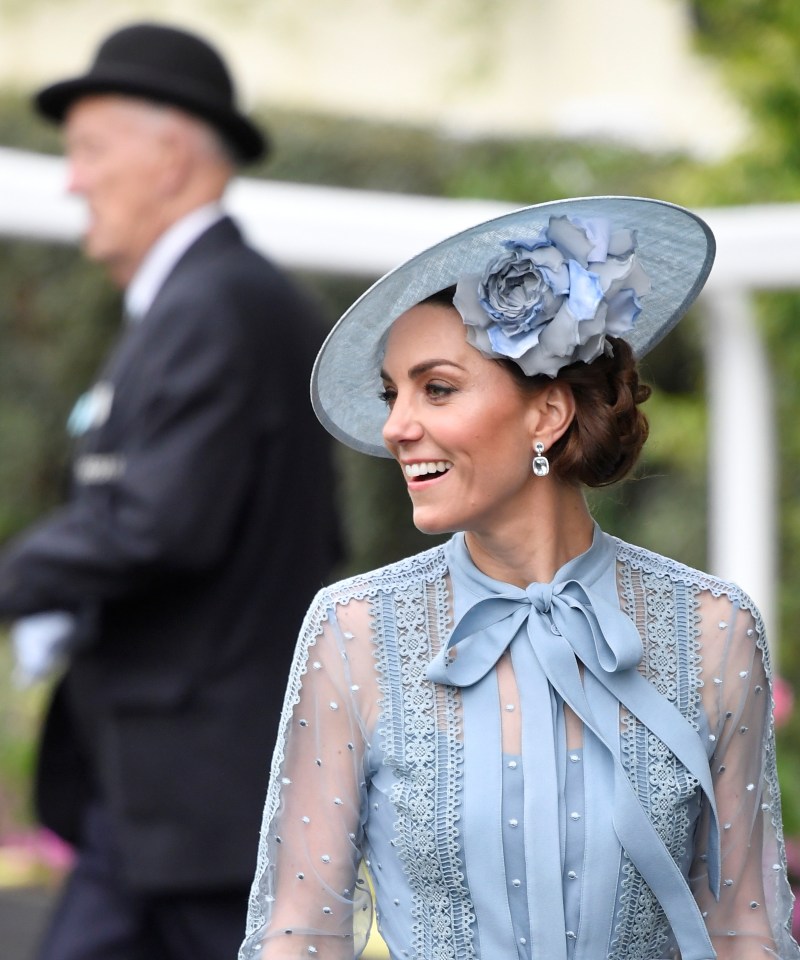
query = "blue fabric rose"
xmin=453 ymin=215 xmax=651 ymax=377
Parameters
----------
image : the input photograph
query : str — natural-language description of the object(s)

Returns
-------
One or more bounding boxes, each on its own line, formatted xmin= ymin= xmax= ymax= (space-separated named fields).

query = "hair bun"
xmin=549 ymin=338 xmax=651 ymax=487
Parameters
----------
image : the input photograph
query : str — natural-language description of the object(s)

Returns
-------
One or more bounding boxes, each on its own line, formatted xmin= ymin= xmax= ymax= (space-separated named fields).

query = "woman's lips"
xmin=404 ymin=460 xmax=453 ymax=480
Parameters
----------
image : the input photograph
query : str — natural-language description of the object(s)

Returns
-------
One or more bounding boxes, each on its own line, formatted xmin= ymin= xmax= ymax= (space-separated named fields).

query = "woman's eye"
xmin=378 ymin=388 xmax=397 ymax=407
xmin=426 ymin=382 xmax=455 ymax=399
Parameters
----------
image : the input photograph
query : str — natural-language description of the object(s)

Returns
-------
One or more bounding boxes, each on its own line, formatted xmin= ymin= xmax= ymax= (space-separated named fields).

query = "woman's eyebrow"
xmin=380 ymin=359 xmax=467 ymax=381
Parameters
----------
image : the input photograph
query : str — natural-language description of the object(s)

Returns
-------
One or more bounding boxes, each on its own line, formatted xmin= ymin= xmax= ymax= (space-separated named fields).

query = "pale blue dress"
xmin=240 ymin=526 xmax=799 ymax=959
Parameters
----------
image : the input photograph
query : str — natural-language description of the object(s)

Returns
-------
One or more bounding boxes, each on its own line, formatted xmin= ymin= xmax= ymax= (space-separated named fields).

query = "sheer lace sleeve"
xmin=691 ymin=589 xmax=799 ymax=959
xmin=240 ymin=588 xmax=380 ymax=960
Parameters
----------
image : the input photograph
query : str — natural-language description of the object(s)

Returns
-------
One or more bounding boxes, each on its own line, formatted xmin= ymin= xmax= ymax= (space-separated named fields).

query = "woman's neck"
xmin=463 ymin=484 xmax=594 ymax=587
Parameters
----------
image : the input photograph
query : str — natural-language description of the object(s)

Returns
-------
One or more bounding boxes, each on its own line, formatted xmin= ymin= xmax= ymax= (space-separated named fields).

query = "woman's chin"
xmin=412 ymin=511 xmax=455 ymax=536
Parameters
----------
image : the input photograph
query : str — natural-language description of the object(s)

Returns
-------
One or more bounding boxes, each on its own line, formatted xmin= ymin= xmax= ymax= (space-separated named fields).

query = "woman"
xmin=241 ymin=197 xmax=799 ymax=960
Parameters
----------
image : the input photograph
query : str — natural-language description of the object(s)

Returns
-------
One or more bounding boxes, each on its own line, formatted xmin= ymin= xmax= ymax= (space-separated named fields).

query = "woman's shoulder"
xmin=609 ymin=535 xmax=769 ymax=662
xmin=315 ymin=541 xmax=450 ymax=610
xmin=609 ymin=534 xmax=760 ymax=613
xmin=294 ymin=543 xmax=450 ymax=646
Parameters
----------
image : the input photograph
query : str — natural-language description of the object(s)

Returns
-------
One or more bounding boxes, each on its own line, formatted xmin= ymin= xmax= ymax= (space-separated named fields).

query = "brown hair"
xmin=502 ymin=338 xmax=651 ymax=487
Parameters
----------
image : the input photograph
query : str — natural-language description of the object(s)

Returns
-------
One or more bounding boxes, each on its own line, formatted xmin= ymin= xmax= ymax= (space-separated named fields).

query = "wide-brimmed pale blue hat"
xmin=311 ymin=196 xmax=715 ymax=458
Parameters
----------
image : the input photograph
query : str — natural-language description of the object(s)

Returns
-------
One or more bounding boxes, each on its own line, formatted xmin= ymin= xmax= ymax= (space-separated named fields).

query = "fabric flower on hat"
xmin=453 ymin=215 xmax=652 ymax=377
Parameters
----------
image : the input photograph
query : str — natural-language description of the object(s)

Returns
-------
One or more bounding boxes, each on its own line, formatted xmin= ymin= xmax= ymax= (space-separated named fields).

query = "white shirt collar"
xmin=124 ymin=202 xmax=225 ymax=322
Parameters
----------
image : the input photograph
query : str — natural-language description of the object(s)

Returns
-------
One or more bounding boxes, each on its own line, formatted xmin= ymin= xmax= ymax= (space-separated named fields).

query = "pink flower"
xmin=0 ymin=827 xmax=74 ymax=877
xmin=773 ymin=675 xmax=795 ymax=729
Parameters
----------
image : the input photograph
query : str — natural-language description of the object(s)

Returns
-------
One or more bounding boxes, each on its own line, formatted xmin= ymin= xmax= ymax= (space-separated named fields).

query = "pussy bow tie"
xmin=427 ymin=530 xmax=720 ymax=960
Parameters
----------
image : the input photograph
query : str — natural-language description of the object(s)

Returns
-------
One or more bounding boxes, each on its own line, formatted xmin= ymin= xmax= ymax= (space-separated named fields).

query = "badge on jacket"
xmin=67 ymin=381 xmax=115 ymax=437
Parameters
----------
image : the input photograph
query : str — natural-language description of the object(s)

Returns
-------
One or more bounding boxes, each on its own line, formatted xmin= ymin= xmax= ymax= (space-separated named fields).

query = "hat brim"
xmin=311 ymin=195 xmax=715 ymax=458
xmin=35 ymin=69 xmax=266 ymax=164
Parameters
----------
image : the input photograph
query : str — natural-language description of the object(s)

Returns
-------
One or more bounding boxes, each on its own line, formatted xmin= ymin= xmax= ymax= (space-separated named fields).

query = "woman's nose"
xmin=382 ymin=395 xmax=424 ymax=447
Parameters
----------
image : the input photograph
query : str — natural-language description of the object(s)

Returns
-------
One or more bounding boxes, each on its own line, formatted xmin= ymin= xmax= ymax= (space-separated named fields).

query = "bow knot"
xmin=427 ymin=575 xmax=642 ymax=687
xmin=526 ymin=582 xmax=553 ymax=613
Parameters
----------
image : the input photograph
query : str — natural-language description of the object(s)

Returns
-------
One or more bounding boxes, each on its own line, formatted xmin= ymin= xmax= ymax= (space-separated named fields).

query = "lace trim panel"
xmin=372 ymin=564 xmax=477 ymax=960
xmin=612 ymin=560 xmax=701 ymax=959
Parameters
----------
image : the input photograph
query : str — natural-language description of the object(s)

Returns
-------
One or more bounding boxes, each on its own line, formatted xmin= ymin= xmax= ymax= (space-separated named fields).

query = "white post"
xmin=703 ymin=289 xmax=777 ymax=656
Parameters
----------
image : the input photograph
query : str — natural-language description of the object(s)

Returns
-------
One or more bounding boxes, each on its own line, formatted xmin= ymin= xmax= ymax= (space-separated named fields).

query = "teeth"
xmin=404 ymin=461 xmax=452 ymax=478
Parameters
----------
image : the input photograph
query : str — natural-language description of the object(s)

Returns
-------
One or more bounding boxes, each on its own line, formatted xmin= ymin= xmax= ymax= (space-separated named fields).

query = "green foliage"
xmin=689 ymin=0 xmax=800 ymax=790
xmin=756 ymin=291 xmax=800 ymax=767
xmin=690 ymin=0 xmax=800 ymax=203
xmin=0 ymin=639 xmax=46 ymax=832
xmin=0 ymin=237 xmax=120 ymax=540
xmin=257 ymin=106 xmax=701 ymax=206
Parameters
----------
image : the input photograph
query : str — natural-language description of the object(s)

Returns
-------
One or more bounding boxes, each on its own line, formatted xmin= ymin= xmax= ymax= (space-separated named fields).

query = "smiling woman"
xmin=240 ymin=197 xmax=800 ymax=960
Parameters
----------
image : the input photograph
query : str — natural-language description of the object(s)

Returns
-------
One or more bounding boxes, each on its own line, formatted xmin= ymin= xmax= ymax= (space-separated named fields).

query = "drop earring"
xmin=532 ymin=441 xmax=550 ymax=477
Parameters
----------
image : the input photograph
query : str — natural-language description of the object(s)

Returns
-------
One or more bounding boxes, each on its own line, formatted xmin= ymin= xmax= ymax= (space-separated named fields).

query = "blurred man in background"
xmin=0 ymin=21 xmax=340 ymax=960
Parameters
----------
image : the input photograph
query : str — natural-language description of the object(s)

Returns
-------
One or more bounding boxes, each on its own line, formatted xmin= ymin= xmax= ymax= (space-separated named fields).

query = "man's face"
xmin=64 ymin=95 xmax=172 ymax=286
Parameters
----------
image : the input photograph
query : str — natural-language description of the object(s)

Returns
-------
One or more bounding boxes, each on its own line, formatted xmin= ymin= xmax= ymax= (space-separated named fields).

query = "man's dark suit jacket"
xmin=0 ymin=216 xmax=341 ymax=893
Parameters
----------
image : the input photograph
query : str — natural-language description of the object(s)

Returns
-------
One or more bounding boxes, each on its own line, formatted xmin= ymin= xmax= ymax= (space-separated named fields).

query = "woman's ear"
xmin=527 ymin=381 xmax=576 ymax=449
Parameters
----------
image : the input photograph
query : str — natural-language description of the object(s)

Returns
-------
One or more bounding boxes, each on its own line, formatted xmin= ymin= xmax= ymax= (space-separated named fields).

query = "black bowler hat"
xmin=34 ymin=22 xmax=266 ymax=163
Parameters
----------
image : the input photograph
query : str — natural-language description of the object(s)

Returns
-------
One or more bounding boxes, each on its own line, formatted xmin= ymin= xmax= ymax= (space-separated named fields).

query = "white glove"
xmin=11 ymin=611 xmax=77 ymax=687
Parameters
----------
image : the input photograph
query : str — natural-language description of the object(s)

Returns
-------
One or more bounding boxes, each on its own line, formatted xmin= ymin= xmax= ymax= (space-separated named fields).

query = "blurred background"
xmin=2 ymin=0 xmax=800 ymax=954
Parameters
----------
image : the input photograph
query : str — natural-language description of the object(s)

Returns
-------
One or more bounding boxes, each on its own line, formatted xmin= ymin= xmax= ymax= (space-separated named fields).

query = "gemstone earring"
xmin=532 ymin=441 xmax=550 ymax=477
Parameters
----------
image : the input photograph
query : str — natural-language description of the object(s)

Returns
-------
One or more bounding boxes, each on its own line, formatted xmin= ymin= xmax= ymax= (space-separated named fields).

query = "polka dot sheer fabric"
xmin=240 ymin=531 xmax=799 ymax=960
